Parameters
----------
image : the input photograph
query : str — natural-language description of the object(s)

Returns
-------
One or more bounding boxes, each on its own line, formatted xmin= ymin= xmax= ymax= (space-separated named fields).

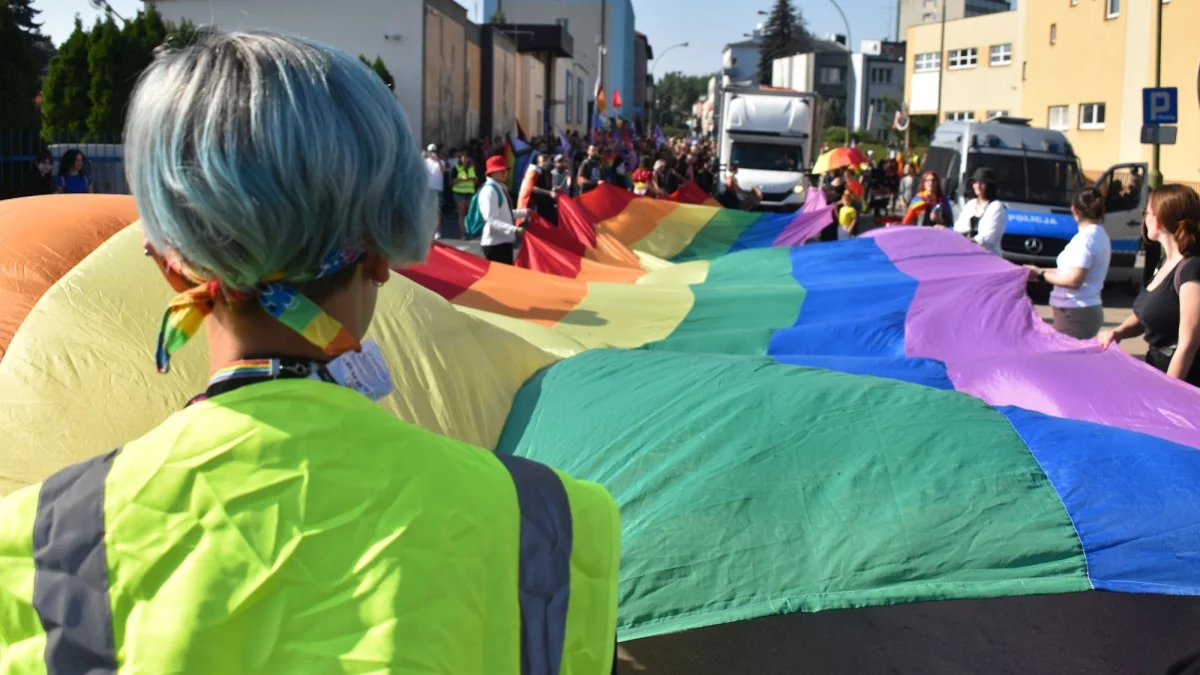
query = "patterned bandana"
xmin=154 ymin=244 xmax=366 ymax=373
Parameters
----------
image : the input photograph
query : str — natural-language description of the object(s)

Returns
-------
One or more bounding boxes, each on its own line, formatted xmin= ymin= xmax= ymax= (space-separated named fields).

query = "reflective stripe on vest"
xmin=495 ymin=452 xmax=573 ymax=675
xmin=29 ymin=444 xmax=582 ymax=675
xmin=32 ymin=448 xmax=119 ymax=675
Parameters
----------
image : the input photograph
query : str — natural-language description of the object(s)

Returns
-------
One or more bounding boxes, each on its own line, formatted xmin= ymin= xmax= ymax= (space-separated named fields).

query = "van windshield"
xmin=967 ymin=153 xmax=1082 ymax=207
xmin=731 ymin=142 xmax=803 ymax=172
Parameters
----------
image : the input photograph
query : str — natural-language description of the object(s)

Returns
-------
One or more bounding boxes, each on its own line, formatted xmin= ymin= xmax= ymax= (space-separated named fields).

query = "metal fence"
xmin=1 ymin=130 xmax=128 ymax=200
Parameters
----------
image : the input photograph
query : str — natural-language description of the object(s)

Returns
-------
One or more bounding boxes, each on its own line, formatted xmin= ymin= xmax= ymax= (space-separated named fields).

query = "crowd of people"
xmin=26 ymin=148 xmax=95 ymax=194
xmin=424 ymin=132 xmax=1200 ymax=388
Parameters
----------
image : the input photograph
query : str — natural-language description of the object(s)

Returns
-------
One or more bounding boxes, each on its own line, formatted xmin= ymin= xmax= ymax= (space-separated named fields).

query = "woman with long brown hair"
xmin=1100 ymin=184 xmax=1200 ymax=386
xmin=901 ymin=170 xmax=953 ymax=226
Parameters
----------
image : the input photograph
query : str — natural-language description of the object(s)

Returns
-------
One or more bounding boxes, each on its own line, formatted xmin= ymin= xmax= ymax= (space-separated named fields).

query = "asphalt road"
xmin=617 ymin=592 xmax=1200 ymax=674
xmin=1030 ymin=283 xmax=1148 ymax=359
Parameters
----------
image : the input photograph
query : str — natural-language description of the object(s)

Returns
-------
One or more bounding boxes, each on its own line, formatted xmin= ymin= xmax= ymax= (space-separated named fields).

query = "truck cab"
xmin=923 ymin=117 xmax=1146 ymax=282
xmin=715 ymin=87 xmax=818 ymax=211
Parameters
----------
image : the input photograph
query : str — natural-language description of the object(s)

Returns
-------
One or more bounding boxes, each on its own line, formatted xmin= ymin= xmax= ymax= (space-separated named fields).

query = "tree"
xmin=7 ymin=0 xmax=55 ymax=76
xmin=0 ymin=1 xmax=40 ymax=128
xmin=86 ymin=16 xmax=126 ymax=137
xmin=115 ymin=7 xmax=169 ymax=124
xmin=41 ymin=17 xmax=91 ymax=139
xmin=359 ymin=54 xmax=395 ymax=90
xmin=487 ymin=10 xmax=507 ymax=24
xmin=654 ymin=71 xmax=709 ymax=129
xmin=757 ymin=0 xmax=813 ymax=86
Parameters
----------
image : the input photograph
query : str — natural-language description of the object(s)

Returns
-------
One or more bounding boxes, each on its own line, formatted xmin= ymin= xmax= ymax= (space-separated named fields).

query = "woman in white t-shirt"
xmin=1025 ymin=188 xmax=1111 ymax=339
xmin=952 ymin=167 xmax=1007 ymax=255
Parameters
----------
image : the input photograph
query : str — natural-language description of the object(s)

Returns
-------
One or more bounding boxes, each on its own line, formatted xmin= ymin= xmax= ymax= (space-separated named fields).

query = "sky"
xmin=38 ymin=0 xmax=904 ymax=77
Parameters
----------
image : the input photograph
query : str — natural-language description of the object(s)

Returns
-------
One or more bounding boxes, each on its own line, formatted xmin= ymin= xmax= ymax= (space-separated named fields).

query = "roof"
xmin=488 ymin=23 xmax=573 ymax=58
xmin=810 ymin=38 xmax=848 ymax=53
xmin=723 ymin=37 xmax=762 ymax=51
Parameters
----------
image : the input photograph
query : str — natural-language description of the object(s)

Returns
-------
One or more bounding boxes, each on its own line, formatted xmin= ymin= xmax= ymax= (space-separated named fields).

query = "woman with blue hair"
xmin=0 ymin=31 xmax=620 ymax=674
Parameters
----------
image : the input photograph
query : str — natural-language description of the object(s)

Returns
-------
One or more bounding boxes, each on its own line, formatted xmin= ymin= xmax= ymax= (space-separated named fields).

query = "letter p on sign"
xmin=1143 ymin=87 xmax=1178 ymax=125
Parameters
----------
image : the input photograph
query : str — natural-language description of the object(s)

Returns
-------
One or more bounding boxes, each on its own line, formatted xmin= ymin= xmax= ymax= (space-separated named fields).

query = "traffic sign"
xmin=1143 ymin=87 xmax=1178 ymax=125
xmin=1141 ymin=125 xmax=1178 ymax=145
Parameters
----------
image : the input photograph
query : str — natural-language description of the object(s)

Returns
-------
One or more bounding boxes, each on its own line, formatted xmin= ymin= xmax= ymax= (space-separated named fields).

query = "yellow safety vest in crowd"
xmin=453 ymin=164 xmax=478 ymax=195
xmin=0 ymin=379 xmax=620 ymax=674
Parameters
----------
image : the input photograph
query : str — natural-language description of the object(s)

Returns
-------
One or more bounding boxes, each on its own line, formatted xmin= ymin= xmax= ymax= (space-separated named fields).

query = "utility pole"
xmin=1145 ymin=0 xmax=1165 ymax=286
xmin=934 ymin=0 xmax=946 ymax=124
xmin=1150 ymin=0 xmax=1164 ymax=190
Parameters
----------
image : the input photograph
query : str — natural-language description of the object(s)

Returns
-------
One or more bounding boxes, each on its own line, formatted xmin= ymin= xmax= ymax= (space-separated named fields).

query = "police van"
xmin=922 ymin=117 xmax=1147 ymax=282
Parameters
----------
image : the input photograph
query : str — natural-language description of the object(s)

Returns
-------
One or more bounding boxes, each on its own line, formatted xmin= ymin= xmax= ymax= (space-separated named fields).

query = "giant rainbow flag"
xmin=400 ymin=185 xmax=1200 ymax=640
xmin=3 ymin=193 xmax=1199 ymax=657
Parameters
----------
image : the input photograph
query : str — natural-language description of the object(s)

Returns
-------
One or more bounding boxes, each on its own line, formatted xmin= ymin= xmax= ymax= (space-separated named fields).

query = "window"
xmin=555 ymin=17 xmax=569 ymax=30
xmin=577 ymin=76 xmax=584 ymax=123
xmin=947 ymin=48 xmax=977 ymax=69
xmin=1080 ymin=102 xmax=1106 ymax=129
xmin=819 ymin=67 xmax=844 ymax=84
xmin=565 ymin=72 xmax=573 ymax=123
xmin=1048 ymin=105 xmax=1070 ymax=130
xmin=989 ymin=43 xmax=1012 ymax=66
xmin=730 ymin=142 xmax=802 ymax=172
xmin=986 ymin=110 xmax=1008 ymax=120
xmin=1070 ymin=0 xmax=1078 ymax=5
xmin=1050 ymin=24 xmax=1057 ymax=45
xmin=946 ymin=111 xmax=975 ymax=121
xmin=922 ymin=11 xmax=937 ymax=21
xmin=1106 ymin=0 xmax=1119 ymax=18
xmin=967 ymin=154 xmax=1083 ymax=208
xmin=914 ymin=52 xmax=941 ymax=72
xmin=869 ymin=67 xmax=893 ymax=84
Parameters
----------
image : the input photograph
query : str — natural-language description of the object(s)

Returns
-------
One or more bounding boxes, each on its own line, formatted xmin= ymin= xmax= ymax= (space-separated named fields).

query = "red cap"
xmin=485 ymin=155 xmax=508 ymax=175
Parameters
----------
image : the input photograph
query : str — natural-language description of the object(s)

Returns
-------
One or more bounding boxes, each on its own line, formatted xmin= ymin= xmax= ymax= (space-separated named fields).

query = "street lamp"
xmin=650 ymin=42 xmax=689 ymax=81
xmin=824 ymin=0 xmax=853 ymax=147
xmin=650 ymin=42 xmax=688 ymax=132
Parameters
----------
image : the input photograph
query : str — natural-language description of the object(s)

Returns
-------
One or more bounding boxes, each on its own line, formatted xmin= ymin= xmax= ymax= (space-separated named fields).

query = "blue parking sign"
xmin=1143 ymin=87 xmax=1178 ymax=125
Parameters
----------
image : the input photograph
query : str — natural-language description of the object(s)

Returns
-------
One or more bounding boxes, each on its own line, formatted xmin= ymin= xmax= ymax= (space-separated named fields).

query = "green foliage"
xmin=908 ymin=114 xmax=937 ymax=148
xmin=757 ymin=0 xmax=812 ymax=86
xmin=487 ymin=10 xmax=507 ymax=24
xmin=166 ymin=18 xmax=201 ymax=48
xmin=360 ymin=54 xmax=394 ymax=90
xmin=86 ymin=17 xmax=124 ymax=137
xmin=41 ymin=17 xmax=91 ymax=139
xmin=655 ymin=71 xmax=709 ymax=130
xmin=0 ymin=1 xmax=40 ymax=129
xmin=7 ymin=0 xmax=55 ymax=75
xmin=41 ymin=11 xmax=201 ymax=140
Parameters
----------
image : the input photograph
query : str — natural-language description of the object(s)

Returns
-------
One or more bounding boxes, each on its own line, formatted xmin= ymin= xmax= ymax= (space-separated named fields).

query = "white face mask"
xmin=315 ymin=339 xmax=394 ymax=402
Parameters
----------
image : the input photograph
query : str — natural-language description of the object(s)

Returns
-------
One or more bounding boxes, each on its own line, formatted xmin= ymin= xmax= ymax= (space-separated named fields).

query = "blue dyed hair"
xmin=125 ymin=31 xmax=434 ymax=289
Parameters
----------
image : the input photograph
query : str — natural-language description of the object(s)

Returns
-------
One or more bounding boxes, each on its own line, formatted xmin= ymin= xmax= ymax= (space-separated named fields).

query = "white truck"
xmin=714 ymin=86 xmax=821 ymax=211
xmin=924 ymin=117 xmax=1147 ymax=283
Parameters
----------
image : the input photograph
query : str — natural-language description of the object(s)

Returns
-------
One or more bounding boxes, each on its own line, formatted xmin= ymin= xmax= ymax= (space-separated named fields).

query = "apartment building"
xmin=904 ymin=11 xmax=1021 ymax=124
xmin=1020 ymin=0 xmax=1199 ymax=180
xmin=484 ymin=0 xmax=638 ymax=120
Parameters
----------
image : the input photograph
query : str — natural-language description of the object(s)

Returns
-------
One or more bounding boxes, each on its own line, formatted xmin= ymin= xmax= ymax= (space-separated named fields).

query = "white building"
xmin=848 ymin=41 xmax=905 ymax=138
xmin=154 ymin=0 xmax=430 ymax=139
xmin=721 ymin=36 xmax=762 ymax=85
xmin=773 ymin=39 xmax=904 ymax=137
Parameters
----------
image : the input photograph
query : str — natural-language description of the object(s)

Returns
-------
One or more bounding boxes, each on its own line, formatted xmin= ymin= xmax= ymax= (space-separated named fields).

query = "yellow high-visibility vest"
xmin=0 ymin=379 xmax=620 ymax=674
xmin=453 ymin=164 xmax=478 ymax=195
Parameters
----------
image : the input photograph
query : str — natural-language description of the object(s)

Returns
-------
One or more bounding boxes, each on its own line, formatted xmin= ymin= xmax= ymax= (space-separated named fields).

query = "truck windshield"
xmin=967 ymin=153 xmax=1082 ymax=207
xmin=731 ymin=142 xmax=803 ymax=172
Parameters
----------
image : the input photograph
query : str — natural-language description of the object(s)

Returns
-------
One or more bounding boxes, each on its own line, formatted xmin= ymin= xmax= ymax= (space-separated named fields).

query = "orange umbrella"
xmin=812 ymin=147 xmax=870 ymax=174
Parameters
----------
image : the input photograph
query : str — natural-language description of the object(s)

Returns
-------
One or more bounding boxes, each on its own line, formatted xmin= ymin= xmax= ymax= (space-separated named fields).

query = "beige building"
xmin=904 ymin=11 xmax=1022 ymax=123
xmin=1020 ymin=0 xmax=1200 ymax=183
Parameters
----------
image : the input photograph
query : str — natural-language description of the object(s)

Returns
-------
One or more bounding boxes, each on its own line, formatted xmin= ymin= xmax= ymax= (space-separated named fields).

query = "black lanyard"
xmin=187 ymin=355 xmax=335 ymax=408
